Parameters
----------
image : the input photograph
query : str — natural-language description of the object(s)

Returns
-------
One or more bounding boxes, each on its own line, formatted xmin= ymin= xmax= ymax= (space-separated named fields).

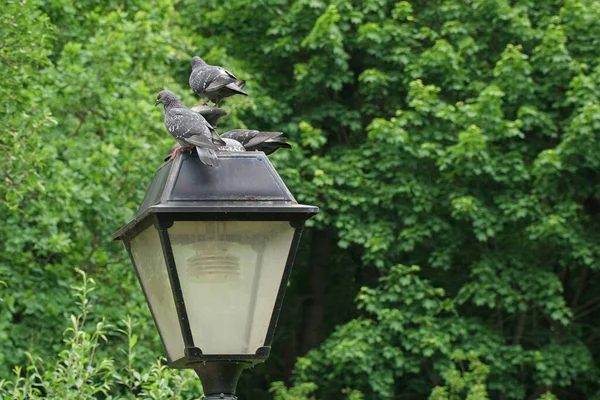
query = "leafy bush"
xmin=0 ymin=270 xmax=201 ymax=400
xmin=193 ymin=1 xmax=600 ymax=397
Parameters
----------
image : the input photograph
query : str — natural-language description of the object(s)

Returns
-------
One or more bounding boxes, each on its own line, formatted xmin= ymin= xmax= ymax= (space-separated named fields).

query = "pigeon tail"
xmin=225 ymin=81 xmax=248 ymax=96
xmin=266 ymin=137 xmax=291 ymax=146
xmin=210 ymin=128 xmax=227 ymax=146
xmin=196 ymin=147 xmax=219 ymax=167
xmin=235 ymin=79 xmax=247 ymax=90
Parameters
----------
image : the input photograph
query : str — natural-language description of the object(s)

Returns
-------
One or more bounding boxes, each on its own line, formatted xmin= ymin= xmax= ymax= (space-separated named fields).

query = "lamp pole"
xmin=193 ymin=362 xmax=249 ymax=399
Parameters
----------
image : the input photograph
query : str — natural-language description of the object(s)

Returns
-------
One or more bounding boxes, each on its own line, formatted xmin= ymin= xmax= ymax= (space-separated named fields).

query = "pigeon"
xmin=221 ymin=129 xmax=292 ymax=155
xmin=164 ymin=129 xmax=291 ymax=160
xmin=155 ymin=90 xmax=226 ymax=167
xmin=189 ymin=56 xmax=248 ymax=106
xmin=165 ymin=138 xmax=245 ymax=161
xmin=218 ymin=138 xmax=246 ymax=152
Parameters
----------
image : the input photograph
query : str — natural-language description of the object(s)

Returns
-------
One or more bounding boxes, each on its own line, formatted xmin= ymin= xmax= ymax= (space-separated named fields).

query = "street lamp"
xmin=113 ymin=152 xmax=318 ymax=399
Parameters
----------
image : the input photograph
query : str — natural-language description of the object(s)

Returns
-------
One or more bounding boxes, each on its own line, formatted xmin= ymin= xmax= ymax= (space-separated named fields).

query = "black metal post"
xmin=192 ymin=361 xmax=252 ymax=399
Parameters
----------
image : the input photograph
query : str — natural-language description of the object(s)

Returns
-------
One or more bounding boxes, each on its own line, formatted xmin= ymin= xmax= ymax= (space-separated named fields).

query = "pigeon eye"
xmin=157 ymin=93 xmax=163 ymax=100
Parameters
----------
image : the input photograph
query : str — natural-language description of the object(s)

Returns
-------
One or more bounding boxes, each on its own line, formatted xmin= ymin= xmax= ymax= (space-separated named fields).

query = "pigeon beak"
xmin=154 ymin=100 xmax=160 ymax=106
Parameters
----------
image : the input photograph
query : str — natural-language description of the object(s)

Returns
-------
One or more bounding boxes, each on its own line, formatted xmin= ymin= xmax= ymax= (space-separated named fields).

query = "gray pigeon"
xmin=155 ymin=90 xmax=226 ymax=167
xmin=189 ymin=56 xmax=248 ymax=106
xmin=165 ymin=139 xmax=245 ymax=161
xmin=218 ymin=138 xmax=246 ymax=152
xmin=221 ymin=129 xmax=292 ymax=155
xmin=164 ymin=130 xmax=290 ymax=160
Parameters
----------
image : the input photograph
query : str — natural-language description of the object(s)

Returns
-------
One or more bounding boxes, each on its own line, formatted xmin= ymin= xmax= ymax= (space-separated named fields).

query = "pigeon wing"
xmin=205 ymin=75 xmax=238 ymax=92
xmin=168 ymin=108 xmax=216 ymax=148
xmin=243 ymin=131 xmax=283 ymax=148
xmin=254 ymin=137 xmax=292 ymax=155
xmin=182 ymin=132 xmax=215 ymax=148
xmin=203 ymin=66 xmax=239 ymax=92
xmin=222 ymin=129 xmax=283 ymax=148
xmin=221 ymin=129 xmax=254 ymax=145
xmin=189 ymin=67 xmax=208 ymax=93
xmin=222 ymin=68 xmax=238 ymax=80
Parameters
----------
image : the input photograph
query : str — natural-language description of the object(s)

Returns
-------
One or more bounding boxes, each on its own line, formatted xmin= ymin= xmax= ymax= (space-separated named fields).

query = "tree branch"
xmin=570 ymin=267 xmax=589 ymax=308
xmin=574 ymin=294 xmax=600 ymax=314
xmin=574 ymin=302 xmax=600 ymax=321
xmin=512 ymin=311 xmax=527 ymax=345
xmin=585 ymin=330 xmax=600 ymax=344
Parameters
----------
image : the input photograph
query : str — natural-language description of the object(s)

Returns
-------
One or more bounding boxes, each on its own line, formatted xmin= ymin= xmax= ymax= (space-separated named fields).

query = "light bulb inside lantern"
xmin=185 ymin=241 xmax=241 ymax=283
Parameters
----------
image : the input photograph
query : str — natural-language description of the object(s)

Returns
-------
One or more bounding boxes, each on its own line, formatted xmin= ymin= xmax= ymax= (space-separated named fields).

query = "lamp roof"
xmin=113 ymin=152 xmax=319 ymax=241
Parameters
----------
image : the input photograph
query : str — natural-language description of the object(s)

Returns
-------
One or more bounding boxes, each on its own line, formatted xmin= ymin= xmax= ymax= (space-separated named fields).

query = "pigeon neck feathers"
xmin=191 ymin=57 xmax=208 ymax=70
xmin=164 ymin=98 xmax=186 ymax=110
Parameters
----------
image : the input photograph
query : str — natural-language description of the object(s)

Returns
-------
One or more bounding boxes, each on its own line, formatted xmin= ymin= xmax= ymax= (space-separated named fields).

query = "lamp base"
xmin=192 ymin=361 xmax=252 ymax=398
xmin=203 ymin=395 xmax=238 ymax=400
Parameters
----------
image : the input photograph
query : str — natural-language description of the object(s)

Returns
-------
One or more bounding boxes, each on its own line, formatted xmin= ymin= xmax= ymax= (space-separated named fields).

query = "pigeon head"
xmin=155 ymin=90 xmax=179 ymax=107
xmin=191 ymin=56 xmax=207 ymax=69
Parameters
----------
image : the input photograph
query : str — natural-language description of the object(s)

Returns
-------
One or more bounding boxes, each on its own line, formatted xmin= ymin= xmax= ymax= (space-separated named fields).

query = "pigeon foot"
xmin=169 ymin=146 xmax=192 ymax=160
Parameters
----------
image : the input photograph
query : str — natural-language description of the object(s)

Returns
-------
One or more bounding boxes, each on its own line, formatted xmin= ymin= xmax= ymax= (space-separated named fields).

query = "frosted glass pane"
xmin=130 ymin=225 xmax=185 ymax=361
xmin=169 ymin=221 xmax=295 ymax=354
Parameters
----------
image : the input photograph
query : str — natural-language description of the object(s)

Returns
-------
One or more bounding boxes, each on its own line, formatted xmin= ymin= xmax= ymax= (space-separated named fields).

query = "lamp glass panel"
xmin=130 ymin=225 xmax=185 ymax=361
xmin=168 ymin=221 xmax=295 ymax=355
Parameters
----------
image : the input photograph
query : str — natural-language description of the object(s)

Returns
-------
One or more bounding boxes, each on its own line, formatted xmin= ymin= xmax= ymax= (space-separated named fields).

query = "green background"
xmin=1 ymin=0 xmax=600 ymax=398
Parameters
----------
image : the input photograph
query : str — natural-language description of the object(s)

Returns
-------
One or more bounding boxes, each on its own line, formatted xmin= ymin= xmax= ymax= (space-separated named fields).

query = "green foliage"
xmin=428 ymin=351 xmax=490 ymax=400
xmin=4 ymin=0 xmax=600 ymax=399
xmin=193 ymin=0 xmax=600 ymax=398
xmin=269 ymin=381 xmax=317 ymax=400
xmin=0 ymin=270 xmax=201 ymax=399
xmin=1 ymin=0 xmax=189 ymax=376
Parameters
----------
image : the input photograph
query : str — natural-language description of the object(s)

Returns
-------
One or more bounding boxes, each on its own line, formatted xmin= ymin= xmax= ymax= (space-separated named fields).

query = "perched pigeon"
xmin=189 ymin=56 xmax=247 ymax=106
xmin=165 ymin=138 xmax=244 ymax=161
xmin=164 ymin=130 xmax=290 ymax=160
xmin=218 ymin=138 xmax=246 ymax=152
xmin=155 ymin=90 xmax=226 ymax=167
xmin=221 ymin=129 xmax=292 ymax=155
